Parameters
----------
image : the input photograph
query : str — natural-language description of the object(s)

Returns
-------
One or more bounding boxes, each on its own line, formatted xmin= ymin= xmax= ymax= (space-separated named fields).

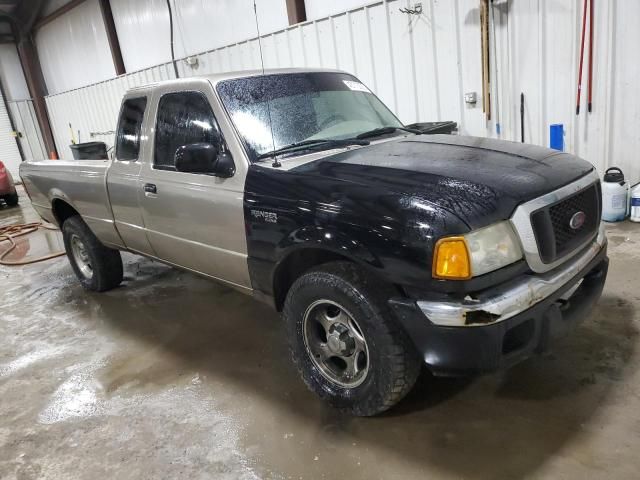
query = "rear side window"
xmin=154 ymin=91 xmax=222 ymax=170
xmin=115 ymin=97 xmax=147 ymax=161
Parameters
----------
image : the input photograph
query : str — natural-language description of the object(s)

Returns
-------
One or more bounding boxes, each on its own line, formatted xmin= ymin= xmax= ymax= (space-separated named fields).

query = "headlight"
xmin=433 ymin=221 xmax=523 ymax=279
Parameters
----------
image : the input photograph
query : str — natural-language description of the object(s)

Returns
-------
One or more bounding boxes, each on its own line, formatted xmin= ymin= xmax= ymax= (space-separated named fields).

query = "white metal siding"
xmin=110 ymin=0 xmax=289 ymax=73
xmin=35 ymin=0 xmax=116 ymax=94
xmin=7 ymin=100 xmax=47 ymax=161
xmin=0 ymin=44 xmax=31 ymax=101
xmin=44 ymin=0 xmax=640 ymax=183
xmin=304 ymin=0 xmax=373 ymax=21
xmin=0 ymin=44 xmax=47 ymax=164
xmin=0 ymin=88 xmax=22 ymax=179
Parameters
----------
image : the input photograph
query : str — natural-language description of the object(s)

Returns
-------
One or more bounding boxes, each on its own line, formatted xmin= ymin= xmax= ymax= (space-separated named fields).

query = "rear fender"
xmin=48 ymin=188 xmax=76 ymax=210
xmin=49 ymin=191 xmax=81 ymax=227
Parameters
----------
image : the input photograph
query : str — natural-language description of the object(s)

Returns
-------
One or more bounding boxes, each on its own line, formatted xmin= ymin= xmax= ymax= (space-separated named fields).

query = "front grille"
xmin=530 ymin=183 xmax=600 ymax=263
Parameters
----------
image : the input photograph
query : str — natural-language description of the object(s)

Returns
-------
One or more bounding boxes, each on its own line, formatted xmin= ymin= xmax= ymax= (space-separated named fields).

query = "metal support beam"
xmin=285 ymin=0 xmax=306 ymax=25
xmin=33 ymin=0 xmax=86 ymax=31
xmin=14 ymin=30 xmax=57 ymax=157
xmin=98 ymin=0 xmax=125 ymax=75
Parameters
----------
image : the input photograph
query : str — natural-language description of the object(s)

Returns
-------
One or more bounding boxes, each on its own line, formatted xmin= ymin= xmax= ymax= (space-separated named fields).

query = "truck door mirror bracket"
xmin=174 ymin=143 xmax=235 ymax=177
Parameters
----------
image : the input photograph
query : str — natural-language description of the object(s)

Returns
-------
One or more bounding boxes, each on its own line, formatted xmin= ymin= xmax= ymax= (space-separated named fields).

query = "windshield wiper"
xmin=355 ymin=126 xmax=422 ymax=140
xmin=256 ymin=138 xmax=370 ymax=160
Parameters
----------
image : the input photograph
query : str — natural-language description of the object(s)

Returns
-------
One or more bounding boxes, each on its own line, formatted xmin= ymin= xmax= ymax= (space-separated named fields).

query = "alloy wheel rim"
xmin=302 ymin=299 xmax=370 ymax=388
xmin=70 ymin=234 xmax=93 ymax=279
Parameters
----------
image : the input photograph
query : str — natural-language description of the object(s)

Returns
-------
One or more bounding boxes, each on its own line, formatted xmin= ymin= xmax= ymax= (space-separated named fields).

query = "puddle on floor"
xmin=0 ymin=225 xmax=64 ymax=264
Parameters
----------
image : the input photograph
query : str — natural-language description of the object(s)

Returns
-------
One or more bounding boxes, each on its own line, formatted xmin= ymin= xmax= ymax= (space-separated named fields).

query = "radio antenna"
xmin=253 ymin=0 xmax=280 ymax=167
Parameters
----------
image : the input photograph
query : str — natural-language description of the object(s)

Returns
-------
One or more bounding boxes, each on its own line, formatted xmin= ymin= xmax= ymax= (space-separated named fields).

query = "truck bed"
xmin=20 ymin=159 xmax=123 ymax=248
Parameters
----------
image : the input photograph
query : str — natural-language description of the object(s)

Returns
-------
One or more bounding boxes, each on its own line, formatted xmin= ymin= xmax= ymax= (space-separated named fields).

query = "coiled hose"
xmin=0 ymin=222 xmax=65 ymax=266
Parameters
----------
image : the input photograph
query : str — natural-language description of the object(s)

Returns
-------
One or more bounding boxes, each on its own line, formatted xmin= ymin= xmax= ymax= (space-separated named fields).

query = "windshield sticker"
xmin=343 ymin=80 xmax=370 ymax=93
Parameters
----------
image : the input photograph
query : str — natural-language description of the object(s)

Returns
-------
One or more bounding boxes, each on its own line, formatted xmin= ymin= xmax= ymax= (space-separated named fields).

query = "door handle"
xmin=143 ymin=183 xmax=157 ymax=195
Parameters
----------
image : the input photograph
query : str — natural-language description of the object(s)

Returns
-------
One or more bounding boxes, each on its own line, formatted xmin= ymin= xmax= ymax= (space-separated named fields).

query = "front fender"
xmin=276 ymin=224 xmax=382 ymax=268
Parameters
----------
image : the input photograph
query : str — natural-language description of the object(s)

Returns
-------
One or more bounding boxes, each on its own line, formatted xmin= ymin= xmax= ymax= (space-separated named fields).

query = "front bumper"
xmin=390 ymin=238 xmax=609 ymax=376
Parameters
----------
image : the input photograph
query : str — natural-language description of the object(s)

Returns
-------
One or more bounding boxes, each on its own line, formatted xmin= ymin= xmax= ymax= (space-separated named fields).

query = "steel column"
xmin=14 ymin=31 xmax=57 ymax=157
xmin=99 ymin=0 xmax=125 ymax=75
xmin=285 ymin=0 xmax=306 ymax=25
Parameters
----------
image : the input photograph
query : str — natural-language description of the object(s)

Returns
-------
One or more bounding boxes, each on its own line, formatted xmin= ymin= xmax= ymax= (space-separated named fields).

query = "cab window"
xmin=115 ymin=97 xmax=147 ymax=161
xmin=154 ymin=91 xmax=222 ymax=171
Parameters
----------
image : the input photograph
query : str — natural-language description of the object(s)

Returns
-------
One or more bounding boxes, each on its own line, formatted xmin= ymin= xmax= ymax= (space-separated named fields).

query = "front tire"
xmin=284 ymin=261 xmax=420 ymax=416
xmin=62 ymin=216 xmax=123 ymax=292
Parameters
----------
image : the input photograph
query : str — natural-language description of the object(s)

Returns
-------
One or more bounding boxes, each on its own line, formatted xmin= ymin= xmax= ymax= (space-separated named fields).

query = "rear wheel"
xmin=4 ymin=193 xmax=18 ymax=206
xmin=284 ymin=261 xmax=420 ymax=416
xmin=62 ymin=216 xmax=123 ymax=291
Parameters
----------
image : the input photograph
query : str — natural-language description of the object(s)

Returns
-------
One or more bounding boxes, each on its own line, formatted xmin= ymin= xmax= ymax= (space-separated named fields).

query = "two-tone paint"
xmin=20 ymin=69 xmax=606 ymax=376
xmin=21 ymin=69 xmax=596 ymax=304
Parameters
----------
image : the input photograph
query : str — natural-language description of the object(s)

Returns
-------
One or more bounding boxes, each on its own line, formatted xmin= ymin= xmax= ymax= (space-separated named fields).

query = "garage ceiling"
xmin=0 ymin=0 xmax=46 ymax=40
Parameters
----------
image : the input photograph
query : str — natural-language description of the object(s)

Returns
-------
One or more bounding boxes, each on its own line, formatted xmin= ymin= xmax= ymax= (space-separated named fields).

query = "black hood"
xmin=290 ymin=135 xmax=595 ymax=228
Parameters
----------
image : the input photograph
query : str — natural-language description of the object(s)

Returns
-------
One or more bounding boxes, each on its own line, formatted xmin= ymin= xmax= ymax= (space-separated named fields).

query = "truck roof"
xmin=126 ymin=67 xmax=345 ymax=95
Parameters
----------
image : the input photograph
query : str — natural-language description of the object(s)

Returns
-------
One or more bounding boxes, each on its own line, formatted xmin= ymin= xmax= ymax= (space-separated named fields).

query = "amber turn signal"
xmin=432 ymin=237 xmax=472 ymax=280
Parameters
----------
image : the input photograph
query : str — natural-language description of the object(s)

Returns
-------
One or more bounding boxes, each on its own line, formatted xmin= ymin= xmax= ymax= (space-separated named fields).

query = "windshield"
xmin=216 ymin=72 xmax=403 ymax=162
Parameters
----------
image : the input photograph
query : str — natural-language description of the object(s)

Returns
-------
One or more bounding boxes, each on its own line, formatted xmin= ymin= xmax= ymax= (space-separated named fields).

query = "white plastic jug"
xmin=630 ymin=184 xmax=640 ymax=223
xmin=602 ymin=167 xmax=629 ymax=222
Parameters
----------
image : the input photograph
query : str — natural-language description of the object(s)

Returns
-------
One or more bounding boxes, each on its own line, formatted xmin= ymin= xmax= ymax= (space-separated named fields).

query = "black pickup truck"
xmin=21 ymin=69 xmax=608 ymax=416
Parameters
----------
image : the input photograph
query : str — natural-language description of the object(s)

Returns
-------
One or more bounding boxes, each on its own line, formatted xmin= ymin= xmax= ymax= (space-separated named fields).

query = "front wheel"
xmin=62 ymin=216 xmax=123 ymax=292
xmin=283 ymin=262 xmax=420 ymax=416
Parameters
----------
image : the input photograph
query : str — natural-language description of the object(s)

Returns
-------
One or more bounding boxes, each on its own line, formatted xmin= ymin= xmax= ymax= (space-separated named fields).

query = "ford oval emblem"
xmin=569 ymin=211 xmax=587 ymax=230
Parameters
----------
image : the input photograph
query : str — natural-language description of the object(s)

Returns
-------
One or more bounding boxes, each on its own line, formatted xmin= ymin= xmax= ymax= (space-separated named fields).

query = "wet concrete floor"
xmin=1 ymin=187 xmax=640 ymax=479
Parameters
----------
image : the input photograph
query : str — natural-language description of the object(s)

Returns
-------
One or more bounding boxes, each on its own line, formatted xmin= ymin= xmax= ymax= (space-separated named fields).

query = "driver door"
xmin=138 ymin=85 xmax=250 ymax=289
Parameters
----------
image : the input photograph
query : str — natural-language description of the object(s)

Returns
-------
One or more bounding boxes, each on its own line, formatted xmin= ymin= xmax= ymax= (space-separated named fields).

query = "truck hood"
xmin=290 ymin=134 xmax=595 ymax=229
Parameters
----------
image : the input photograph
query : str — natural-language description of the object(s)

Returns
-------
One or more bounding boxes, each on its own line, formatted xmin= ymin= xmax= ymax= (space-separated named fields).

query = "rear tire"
xmin=62 ymin=216 xmax=123 ymax=292
xmin=283 ymin=261 xmax=420 ymax=416
xmin=4 ymin=193 xmax=18 ymax=206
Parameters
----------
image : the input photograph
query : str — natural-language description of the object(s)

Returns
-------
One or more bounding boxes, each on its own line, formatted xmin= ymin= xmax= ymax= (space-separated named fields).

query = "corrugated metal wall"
xmin=44 ymin=0 xmax=640 ymax=183
xmin=0 ymin=87 xmax=23 ymax=178
xmin=0 ymin=43 xmax=49 ymax=167
xmin=0 ymin=44 xmax=31 ymax=101
xmin=35 ymin=0 xmax=116 ymax=93
xmin=35 ymin=0 xmax=289 ymax=93
xmin=7 ymin=100 xmax=47 ymax=161
xmin=304 ymin=0 xmax=371 ymax=20
xmin=110 ymin=0 xmax=289 ymax=73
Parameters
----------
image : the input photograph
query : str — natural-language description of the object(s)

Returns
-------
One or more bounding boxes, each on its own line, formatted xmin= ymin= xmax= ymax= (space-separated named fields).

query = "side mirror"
xmin=212 ymin=151 xmax=235 ymax=178
xmin=174 ymin=143 xmax=235 ymax=177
